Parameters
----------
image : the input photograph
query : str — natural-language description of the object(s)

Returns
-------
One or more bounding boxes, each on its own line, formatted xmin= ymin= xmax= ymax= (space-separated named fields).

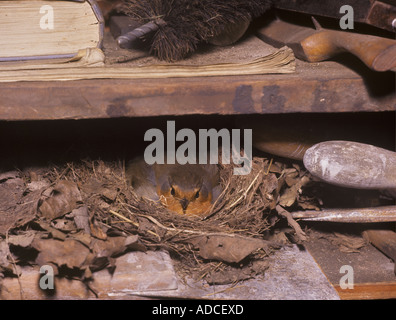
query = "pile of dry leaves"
xmin=0 ymin=155 xmax=318 ymax=291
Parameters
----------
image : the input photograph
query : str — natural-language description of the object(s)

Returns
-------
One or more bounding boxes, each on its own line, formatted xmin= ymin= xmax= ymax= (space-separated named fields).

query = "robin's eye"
xmin=171 ymin=187 xmax=175 ymax=196
xmin=195 ymin=191 xmax=200 ymax=199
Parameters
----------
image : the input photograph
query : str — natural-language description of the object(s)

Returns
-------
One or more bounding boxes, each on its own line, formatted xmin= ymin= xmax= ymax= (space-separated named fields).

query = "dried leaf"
xmin=0 ymin=175 xmax=40 ymax=235
xmin=26 ymin=180 xmax=49 ymax=192
xmin=276 ymin=205 xmax=307 ymax=243
xmin=279 ymin=175 xmax=310 ymax=207
xmin=35 ymin=220 xmax=67 ymax=241
xmin=7 ymin=231 xmax=36 ymax=248
xmin=39 ymin=181 xmax=82 ymax=220
xmin=30 ymin=232 xmax=145 ymax=274
xmin=188 ymin=234 xmax=270 ymax=264
xmin=331 ymin=232 xmax=367 ymax=253
xmin=32 ymin=238 xmax=90 ymax=269
xmin=89 ymin=220 xmax=107 ymax=240
xmin=91 ymin=235 xmax=145 ymax=258
xmin=0 ymin=178 xmax=24 ymax=213
xmin=285 ymin=173 xmax=299 ymax=187
xmin=80 ymin=178 xmax=103 ymax=195
xmin=88 ymin=236 xmax=145 ymax=271
xmin=0 ymin=241 xmax=11 ymax=272
xmin=268 ymin=162 xmax=284 ymax=174
xmin=101 ymin=187 xmax=118 ymax=202
xmin=0 ymin=171 xmax=20 ymax=182
xmin=68 ymin=206 xmax=90 ymax=234
xmin=51 ymin=218 xmax=76 ymax=232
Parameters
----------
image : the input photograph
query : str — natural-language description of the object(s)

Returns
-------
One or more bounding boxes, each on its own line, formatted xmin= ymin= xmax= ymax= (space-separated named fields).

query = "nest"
xmin=80 ymin=156 xmax=313 ymax=269
xmin=0 ymin=155 xmax=316 ymax=288
xmin=86 ymin=158 xmax=288 ymax=234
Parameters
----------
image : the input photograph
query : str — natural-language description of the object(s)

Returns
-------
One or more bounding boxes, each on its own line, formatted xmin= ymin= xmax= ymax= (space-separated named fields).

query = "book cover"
xmin=0 ymin=0 xmax=104 ymax=61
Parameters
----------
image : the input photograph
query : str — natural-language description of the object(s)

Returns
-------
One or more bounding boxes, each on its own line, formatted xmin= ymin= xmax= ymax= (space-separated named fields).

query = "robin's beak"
xmin=179 ymin=198 xmax=189 ymax=211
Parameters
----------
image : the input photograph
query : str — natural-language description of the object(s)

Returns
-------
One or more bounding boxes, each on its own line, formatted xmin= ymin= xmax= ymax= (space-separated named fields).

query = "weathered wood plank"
xmin=1 ymin=245 xmax=340 ymax=300
xmin=0 ymin=59 xmax=394 ymax=120
xmin=335 ymin=282 xmax=396 ymax=300
xmin=0 ymin=251 xmax=178 ymax=300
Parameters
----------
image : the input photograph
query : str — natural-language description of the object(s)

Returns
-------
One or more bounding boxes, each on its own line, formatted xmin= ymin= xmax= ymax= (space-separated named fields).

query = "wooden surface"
xmin=335 ymin=282 xmax=396 ymax=300
xmin=0 ymin=245 xmax=340 ymax=300
xmin=305 ymin=225 xmax=396 ymax=300
xmin=0 ymin=57 xmax=394 ymax=120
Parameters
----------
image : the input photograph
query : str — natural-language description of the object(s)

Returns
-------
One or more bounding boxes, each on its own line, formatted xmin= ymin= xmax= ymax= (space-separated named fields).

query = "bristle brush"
xmin=118 ymin=0 xmax=273 ymax=61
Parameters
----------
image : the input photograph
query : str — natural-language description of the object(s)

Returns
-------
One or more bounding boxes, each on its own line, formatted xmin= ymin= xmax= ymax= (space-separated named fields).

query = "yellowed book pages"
xmin=0 ymin=46 xmax=295 ymax=82
xmin=0 ymin=0 xmax=103 ymax=60
xmin=0 ymin=34 xmax=295 ymax=81
xmin=0 ymin=48 xmax=105 ymax=70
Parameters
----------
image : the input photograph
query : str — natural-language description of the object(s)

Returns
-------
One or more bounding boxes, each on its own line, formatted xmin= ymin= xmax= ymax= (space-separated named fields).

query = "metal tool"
xmin=292 ymin=206 xmax=396 ymax=223
xmin=303 ymin=140 xmax=396 ymax=273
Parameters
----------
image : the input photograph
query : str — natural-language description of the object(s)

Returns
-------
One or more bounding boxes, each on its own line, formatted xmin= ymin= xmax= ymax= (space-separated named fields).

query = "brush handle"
xmin=117 ymin=19 xmax=166 ymax=49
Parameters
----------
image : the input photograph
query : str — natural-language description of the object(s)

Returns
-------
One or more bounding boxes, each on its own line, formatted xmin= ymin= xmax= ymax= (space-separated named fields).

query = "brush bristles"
xmin=121 ymin=0 xmax=273 ymax=61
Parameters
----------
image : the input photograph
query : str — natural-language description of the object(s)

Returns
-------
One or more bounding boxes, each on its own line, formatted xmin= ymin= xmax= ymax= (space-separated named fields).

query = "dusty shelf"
xmin=0 ymin=58 xmax=395 ymax=121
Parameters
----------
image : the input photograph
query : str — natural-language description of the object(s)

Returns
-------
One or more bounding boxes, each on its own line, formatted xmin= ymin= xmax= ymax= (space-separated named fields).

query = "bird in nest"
xmin=126 ymin=157 xmax=222 ymax=216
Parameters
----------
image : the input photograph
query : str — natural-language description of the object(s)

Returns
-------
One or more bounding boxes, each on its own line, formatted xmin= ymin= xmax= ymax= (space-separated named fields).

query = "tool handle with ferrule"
xmin=117 ymin=19 xmax=166 ymax=49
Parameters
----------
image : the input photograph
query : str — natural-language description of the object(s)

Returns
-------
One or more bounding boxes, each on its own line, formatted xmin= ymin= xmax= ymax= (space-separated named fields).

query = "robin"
xmin=126 ymin=157 xmax=221 ymax=216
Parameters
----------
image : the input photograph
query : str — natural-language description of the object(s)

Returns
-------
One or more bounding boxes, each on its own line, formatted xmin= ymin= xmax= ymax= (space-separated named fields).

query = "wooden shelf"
xmin=335 ymin=282 xmax=396 ymax=300
xmin=0 ymin=58 xmax=395 ymax=121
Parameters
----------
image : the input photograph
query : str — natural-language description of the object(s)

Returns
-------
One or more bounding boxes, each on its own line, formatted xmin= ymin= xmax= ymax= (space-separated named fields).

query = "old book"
xmin=0 ymin=33 xmax=295 ymax=82
xmin=0 ymin=0 xmax=104 ymax=63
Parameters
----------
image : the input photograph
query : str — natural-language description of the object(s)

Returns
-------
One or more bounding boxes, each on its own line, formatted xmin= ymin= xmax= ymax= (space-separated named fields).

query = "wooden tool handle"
xmin=301 ymin=30 xmax=396 ymax=71
xmin=363 ymin=230 xmax=396 ymax=274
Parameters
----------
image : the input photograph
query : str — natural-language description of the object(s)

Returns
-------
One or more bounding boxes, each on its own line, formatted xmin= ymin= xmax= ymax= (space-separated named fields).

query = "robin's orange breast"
xmin=126 ymin=158 xmax=221 ymax=216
